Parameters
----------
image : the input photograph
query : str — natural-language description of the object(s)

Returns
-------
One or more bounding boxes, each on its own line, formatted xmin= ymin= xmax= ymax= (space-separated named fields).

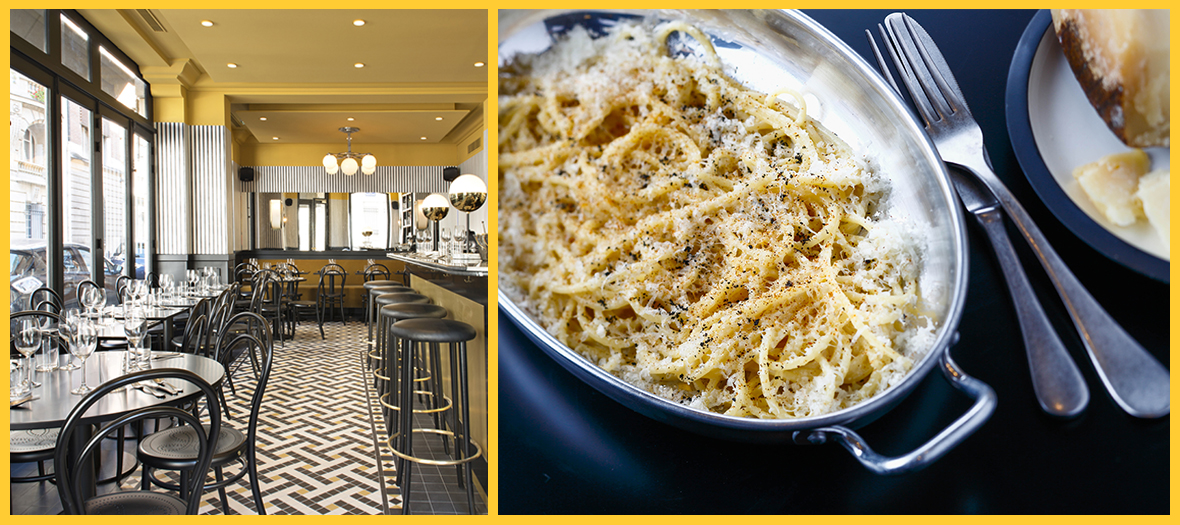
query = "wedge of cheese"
xmin=1052 ymin=9 xmax=1170 ymax=148
xmin=1072 ymin=149 xmax=1149 ymax=226
xmin=1135 ymin=169 xmax=1170 ymax=250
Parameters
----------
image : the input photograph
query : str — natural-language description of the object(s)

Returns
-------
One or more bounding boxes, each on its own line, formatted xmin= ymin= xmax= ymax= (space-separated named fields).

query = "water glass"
xmin=11 ymin=360 xmax=27 ymax=401
xmin=34 ymin=316 xmax=58 ymax=372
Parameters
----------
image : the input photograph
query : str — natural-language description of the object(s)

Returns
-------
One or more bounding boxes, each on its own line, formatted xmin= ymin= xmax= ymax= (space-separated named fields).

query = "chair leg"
xmin=248 ymin=446 xmax=266 ymax=515
xmin=215 ymin=466 xmax=231 ymax=514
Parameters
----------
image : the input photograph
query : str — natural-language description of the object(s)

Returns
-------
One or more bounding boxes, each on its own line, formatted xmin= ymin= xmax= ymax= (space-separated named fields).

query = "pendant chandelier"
xmin=322 ymin=127 xmax=376 ymax=176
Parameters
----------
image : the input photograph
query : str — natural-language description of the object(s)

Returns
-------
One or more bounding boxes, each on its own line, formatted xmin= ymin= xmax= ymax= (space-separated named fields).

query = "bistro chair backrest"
xmin=214 ymin=315 xmax=274 ymax=453
xmin=115 ymin=276 xmax=131 ymax=299
xmin=75 ymin=280 xmax=102 ymax=307
xmin=28 ymin=287 xmax=63 ymax=312
xmin=11 ymin=310 xmax=61 ymax=355
xmin=54 ymin=368 xmax=221 ymax=515
xmin=363 ymin=263 xmax=391 ymax=282
xmin=319 ymin=266 xmax=347 ymax=298
xmin=145 ymin=272 xmax=158 ymax=289
xmin=34 ymin=299 xmax=61 ymax=315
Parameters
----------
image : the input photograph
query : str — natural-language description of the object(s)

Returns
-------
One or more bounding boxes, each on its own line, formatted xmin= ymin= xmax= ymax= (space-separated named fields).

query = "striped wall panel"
xmin=190 ymin=125 xmax=230 ymax=254
xmin=154 ymin=122 xmax=190 ymax=255
xmin=241 ymin=165 xmax=450 ymax=194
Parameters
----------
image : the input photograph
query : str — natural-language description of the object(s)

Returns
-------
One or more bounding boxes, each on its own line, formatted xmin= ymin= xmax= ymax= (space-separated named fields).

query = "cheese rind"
xmin=1052 ymin=9 xmax=1170 ymax=148
xmin=1071 ymin=149 xmax=1149 ymax=226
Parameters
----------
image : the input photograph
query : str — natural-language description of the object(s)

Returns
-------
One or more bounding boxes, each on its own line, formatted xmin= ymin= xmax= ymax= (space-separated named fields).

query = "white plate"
xmin=1007 ymin=10 xmax=1169 ymax=281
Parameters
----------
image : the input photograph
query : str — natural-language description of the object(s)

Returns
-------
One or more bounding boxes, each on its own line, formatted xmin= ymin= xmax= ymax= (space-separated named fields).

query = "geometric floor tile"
xmin=10 ymin=319 xmax=485 ymax=515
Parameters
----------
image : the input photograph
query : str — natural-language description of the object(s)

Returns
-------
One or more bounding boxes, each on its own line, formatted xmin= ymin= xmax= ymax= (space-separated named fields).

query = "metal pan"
xmin=498 ymin=9 xmax=995 ymax=475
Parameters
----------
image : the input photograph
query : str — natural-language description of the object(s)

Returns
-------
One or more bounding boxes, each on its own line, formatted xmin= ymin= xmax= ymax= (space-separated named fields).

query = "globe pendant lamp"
xmin=447 ymin=174 xmax=488 ymax=258
xmin=421 ymin=193 xmax=450 ymax=253
xmin=323 ymin=127 xmax=376 ymax=176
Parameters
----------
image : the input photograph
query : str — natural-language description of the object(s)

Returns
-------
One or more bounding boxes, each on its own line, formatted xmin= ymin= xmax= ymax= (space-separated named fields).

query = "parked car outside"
xmin=10 ymin=240 xmax=121 ymax=312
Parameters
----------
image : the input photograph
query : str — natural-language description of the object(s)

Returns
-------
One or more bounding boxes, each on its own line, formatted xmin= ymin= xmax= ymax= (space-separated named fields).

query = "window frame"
xmin=10 ymin=9 xmax=154 ymax=299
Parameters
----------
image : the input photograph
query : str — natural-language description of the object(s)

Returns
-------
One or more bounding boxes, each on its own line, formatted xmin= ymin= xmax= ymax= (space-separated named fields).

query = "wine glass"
xmin=130 ymin=279 xmax=148 ymax=305
xmin=60 ymin=309 xmax=81 ymax=371
xmin=14 ymin=319 xmax=41 ymax=394
xmin=81 ymin=286 xmax=103 ymax=318
xmin=71 ymin=321 xmax=97 ymax=395
xmin=124 ymin=309 xmax=147 ymax=372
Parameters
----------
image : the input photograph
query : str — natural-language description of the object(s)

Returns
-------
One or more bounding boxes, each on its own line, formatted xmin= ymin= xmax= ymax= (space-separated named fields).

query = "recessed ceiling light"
xmin=435 ymin=117 xmax=443 ymax=121
xmin=474 ymin=61 xmax=485 ymax=67
xmin=420 ymin=136 xmax=427 ymax=140
xmin=227 ymin=63 xmax=238 ymax=68
xmin=201 ymin=20 xmax=214 ymax=27
xmin=259 ymin=117 xmax=267 ymax=121
xmin=272 ymin=137 xmax=279 ymax=140
xmin=353 ymin=19 xmax=365 ymax=26
xmin=354 ymin=63 xmax=365 ymax=68
xmin=347 ymin=117 xmax=355 ymax=121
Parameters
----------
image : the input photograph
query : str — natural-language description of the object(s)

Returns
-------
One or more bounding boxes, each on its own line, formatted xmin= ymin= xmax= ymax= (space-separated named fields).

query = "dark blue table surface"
xmin=498 ymin=10 xmax=1168 ymax=514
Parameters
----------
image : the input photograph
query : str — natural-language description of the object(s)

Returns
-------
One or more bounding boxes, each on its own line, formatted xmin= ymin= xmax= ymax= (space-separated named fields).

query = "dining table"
xmin=11 ymin=351 xmax=225 ymax=501
xmin=497 ymin=9 xmax=1169 ymax=514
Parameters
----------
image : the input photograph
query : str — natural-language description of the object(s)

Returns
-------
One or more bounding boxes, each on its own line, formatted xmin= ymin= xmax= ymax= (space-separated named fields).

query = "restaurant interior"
xmin=9 ymin=9 xmax=490 ymax=515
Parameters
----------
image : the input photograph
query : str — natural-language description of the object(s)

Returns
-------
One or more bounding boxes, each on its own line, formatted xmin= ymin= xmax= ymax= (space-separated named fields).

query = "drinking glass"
xmin=60 ymin=309 xmax=82 ymax=370
xmin=10 ymin=360 xmax=25 ymax=401
xmin=82 ymin=286 xmax=103 ymax=317
xmin=71 ymin=321 xmax=97 ymax=395
xmin=14 ymin=319 xmax=40 ymax=394
xmin=124 ymin=309 xmax=146 ymax=372
xmin=34 ymin=313 xmax=58 ymax=372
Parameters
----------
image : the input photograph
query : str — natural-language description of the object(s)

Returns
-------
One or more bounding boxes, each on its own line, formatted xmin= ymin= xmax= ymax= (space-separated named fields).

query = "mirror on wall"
xmin=253 ymin=192 xmax=400 ymax=251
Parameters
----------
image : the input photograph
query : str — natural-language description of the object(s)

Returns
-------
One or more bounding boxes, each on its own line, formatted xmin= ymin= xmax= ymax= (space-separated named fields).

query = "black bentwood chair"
xmin=139 ymin=313 xmax=274 ymax=515
xmin=28 ymin=286 xmax=63 ymax=311
xmin=54 ymin=369 xmax=221 ymax=515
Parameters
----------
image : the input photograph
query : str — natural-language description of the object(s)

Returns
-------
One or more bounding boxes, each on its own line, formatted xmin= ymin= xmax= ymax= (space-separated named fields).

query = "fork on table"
xmin=868 ymin=12 xmax=1168 ymax=419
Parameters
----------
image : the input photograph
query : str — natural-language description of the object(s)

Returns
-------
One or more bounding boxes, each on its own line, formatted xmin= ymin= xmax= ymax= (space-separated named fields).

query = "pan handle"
xmin=792 ymin=347 xmax=996 ymax=475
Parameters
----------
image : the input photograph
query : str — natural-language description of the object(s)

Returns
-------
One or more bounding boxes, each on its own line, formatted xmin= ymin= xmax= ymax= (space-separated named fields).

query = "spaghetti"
xmin=499 ymin=21 xmax=930 ymax=419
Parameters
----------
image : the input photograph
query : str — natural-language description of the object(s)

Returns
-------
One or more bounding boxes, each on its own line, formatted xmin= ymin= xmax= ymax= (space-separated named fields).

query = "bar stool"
xmin=387 ymin=318 xmax=482 ymax=514
xmin=364 ymin=282 xmax=412 ymax=343
xmin=375 ymin=303 xmax=449 ymax=452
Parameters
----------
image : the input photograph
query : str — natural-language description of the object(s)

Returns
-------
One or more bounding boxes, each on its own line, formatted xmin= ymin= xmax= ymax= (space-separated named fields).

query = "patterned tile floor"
xmin=10 ymin=320 xmax=487 ymax=515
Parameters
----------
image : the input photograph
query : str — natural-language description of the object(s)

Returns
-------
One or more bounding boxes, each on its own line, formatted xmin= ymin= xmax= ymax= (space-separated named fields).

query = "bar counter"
xmin=388 ymin=251 xmax=490 ymax=499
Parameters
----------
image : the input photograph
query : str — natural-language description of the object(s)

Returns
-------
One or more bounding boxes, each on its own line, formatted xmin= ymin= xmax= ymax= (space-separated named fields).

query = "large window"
xmin=60 ymin=13 xmax=90 ymax=80
xmin=9 ymin=69 xmax=50 ymax=307
xmin=10 ymin=10 xmax=47 ymax=53
xmin=102 ymin=118 xmax=127 ymax=278
xmin=132 ymin=134 xmax=151 ymax=279
xmin=11 ymin=9 xmax=153 ymax=310
xmin=62 ymin=96 xmax=94 ymax=282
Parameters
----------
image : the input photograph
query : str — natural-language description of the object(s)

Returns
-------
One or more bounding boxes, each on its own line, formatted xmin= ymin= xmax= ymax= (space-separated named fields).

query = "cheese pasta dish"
xmin=498 ymin=21 xmax=931 ymax=419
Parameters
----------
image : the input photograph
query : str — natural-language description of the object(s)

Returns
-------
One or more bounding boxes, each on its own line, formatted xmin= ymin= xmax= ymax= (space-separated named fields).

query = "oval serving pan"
xmin=498 ymin=9 xmax=995 ymax=475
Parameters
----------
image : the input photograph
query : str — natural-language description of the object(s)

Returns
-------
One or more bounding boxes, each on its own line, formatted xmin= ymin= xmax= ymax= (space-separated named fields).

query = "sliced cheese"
xmin=1052 ymin=9 xmax=1170 ymax=148
xmin=1072 ymin=149 xmax=1149 ymax=226
xmin=1135 ymin=169 xmax=1170 ymax=250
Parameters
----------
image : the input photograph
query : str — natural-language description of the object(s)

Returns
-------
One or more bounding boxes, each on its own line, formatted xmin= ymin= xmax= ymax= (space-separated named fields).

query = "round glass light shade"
xmin=341 ymin=157 xmax=359 ymax=176
xmin=448 ymin=174 xmax=488 ymax=212
xmin=322 ymin=153 xmax=337 ymax=170
xmin=362 ymin=154 xmax=377 ymax=169
xmin=361 ymin=166 xmax=376 ymax=176
xmin=325 ymin=163 xmax=339 ymax=175
xmin=422 ymin=193 xmax=450 ymax=221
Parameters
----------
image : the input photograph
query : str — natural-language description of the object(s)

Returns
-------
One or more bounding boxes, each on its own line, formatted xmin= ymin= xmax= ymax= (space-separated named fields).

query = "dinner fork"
xmin=870 ymin=12 xmax=1168 ymax=419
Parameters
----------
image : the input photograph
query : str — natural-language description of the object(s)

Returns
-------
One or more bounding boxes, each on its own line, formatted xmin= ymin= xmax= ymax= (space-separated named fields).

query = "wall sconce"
xmin=270 ymin=199 xmax=282 ymax=230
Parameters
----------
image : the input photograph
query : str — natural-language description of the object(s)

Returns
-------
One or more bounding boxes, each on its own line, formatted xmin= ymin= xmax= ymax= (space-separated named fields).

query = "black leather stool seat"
xmin=389 ymin=318 xmax=477 ymax=343
xmin=363 ymin=279 xmax=400 ymax=290
xmin=84 ymin=491 xmax=189 ymax=514
xmin=381 ymin=303 xmax=447 ymax=320
xmin=139 ymin=424 xmax=247 ymax=470
xmin=376 ymin=292 xmax=429 ymax=306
